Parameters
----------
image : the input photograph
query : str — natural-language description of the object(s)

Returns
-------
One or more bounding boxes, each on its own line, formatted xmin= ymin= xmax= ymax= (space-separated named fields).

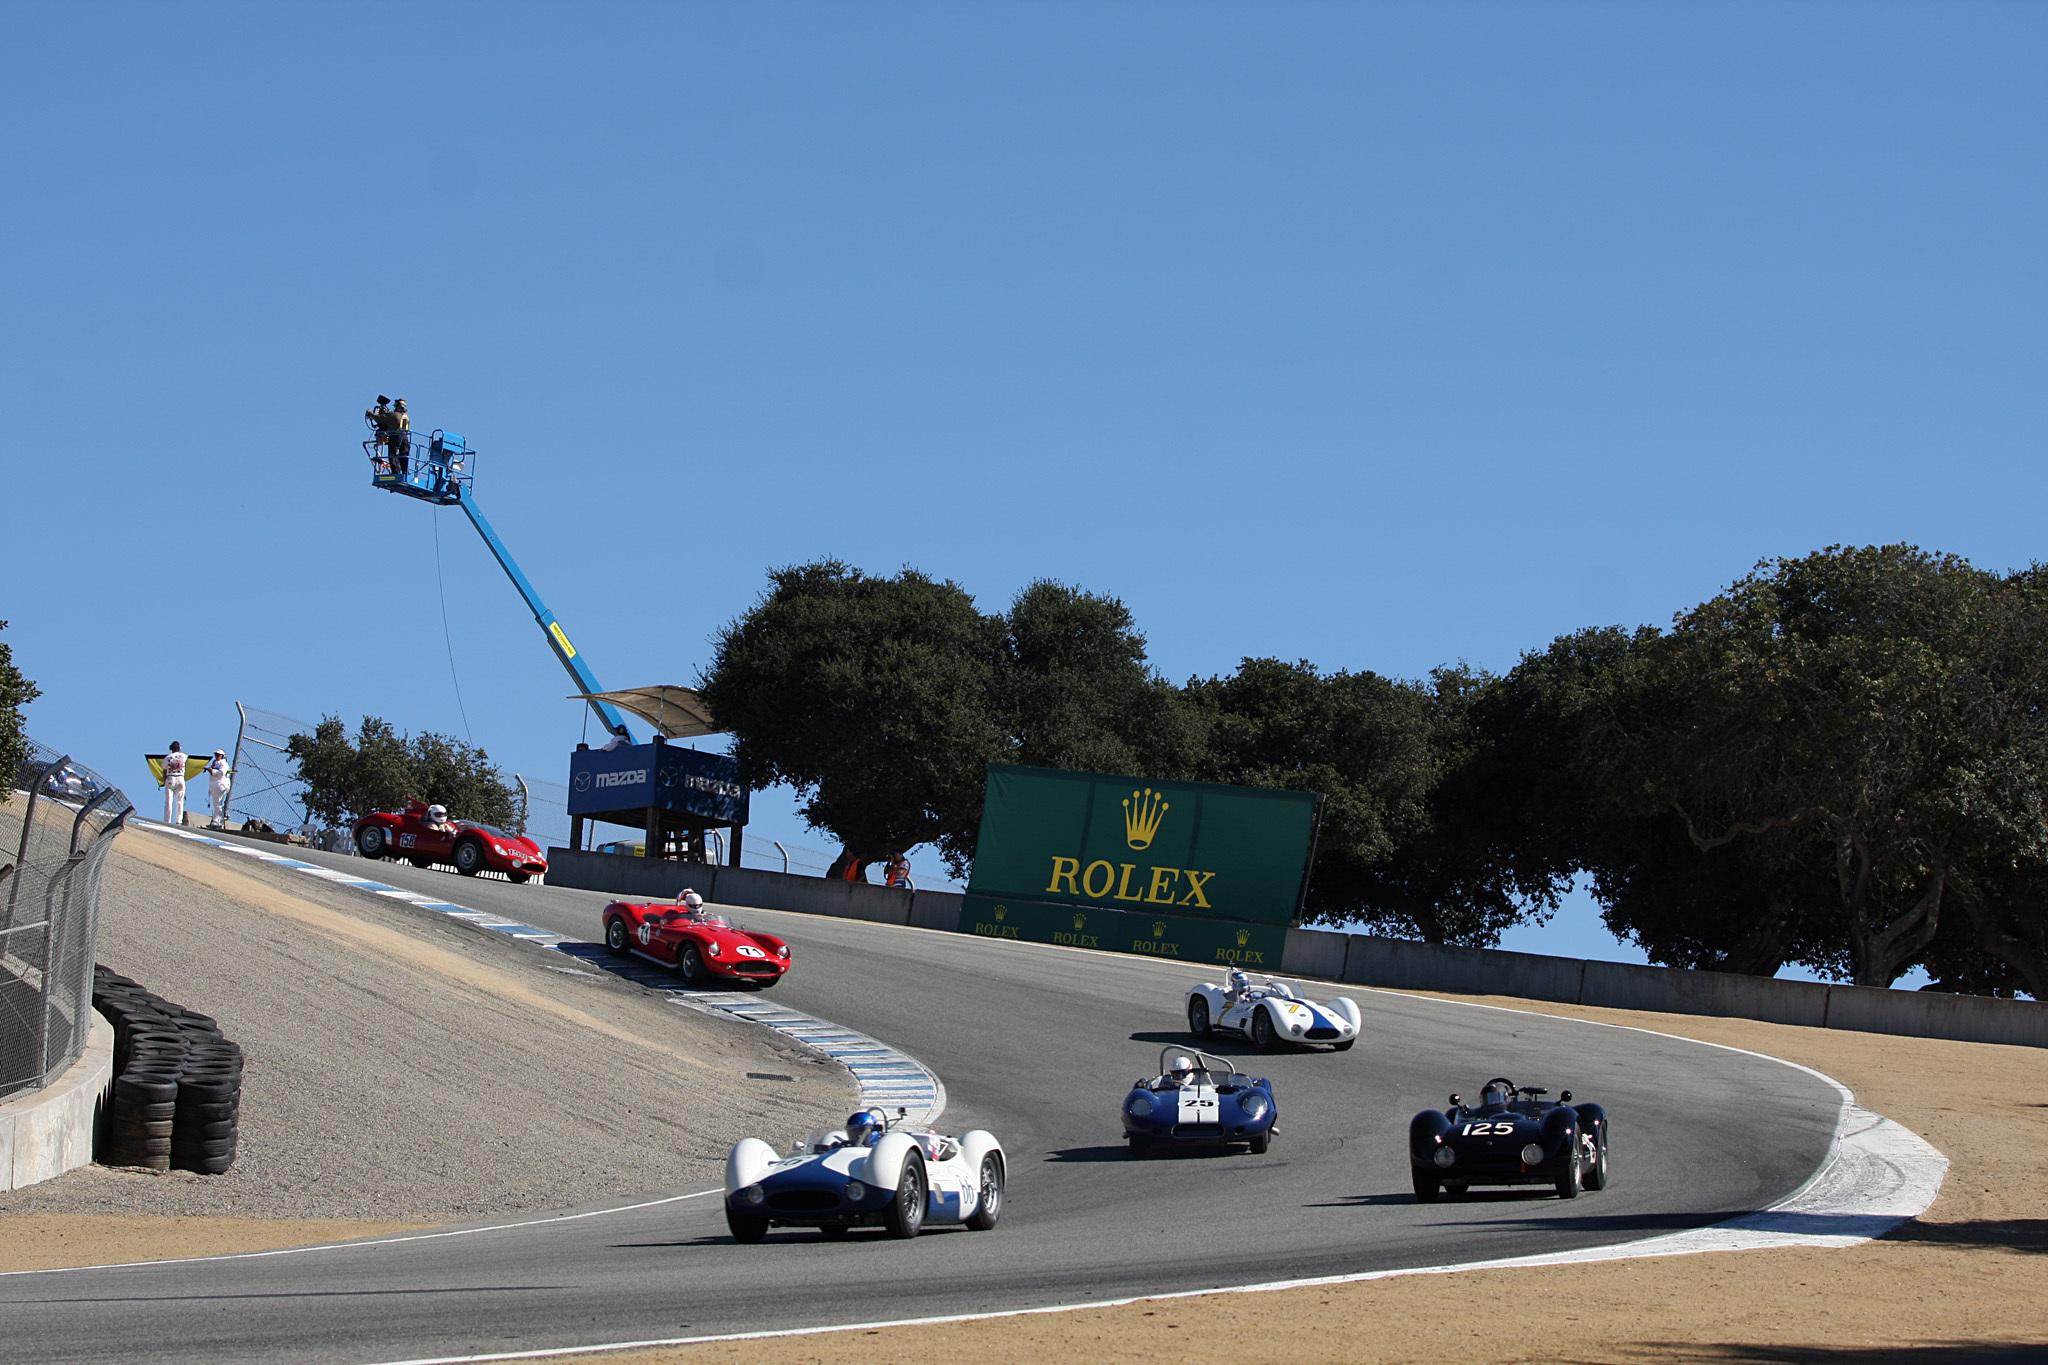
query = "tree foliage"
xmin=700 ymin=562 xmax=1008 ymax=876
xmin=702 ymin=547 xmax=2048 ymax=996
xmin=287 ymin=716 xmax=521 ymax=832
xmin=0 ymin=622 xmax=39 ymax=792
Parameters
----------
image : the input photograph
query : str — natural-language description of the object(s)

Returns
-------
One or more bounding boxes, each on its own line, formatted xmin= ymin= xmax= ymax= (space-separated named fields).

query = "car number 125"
xmin=1460 ymin=1121 xmax=1515 ymax=1136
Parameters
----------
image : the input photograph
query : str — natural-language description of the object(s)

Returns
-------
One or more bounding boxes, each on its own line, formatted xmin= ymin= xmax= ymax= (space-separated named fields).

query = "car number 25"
xmin=1460 ymin=1121 xmax=1515 ymax=1136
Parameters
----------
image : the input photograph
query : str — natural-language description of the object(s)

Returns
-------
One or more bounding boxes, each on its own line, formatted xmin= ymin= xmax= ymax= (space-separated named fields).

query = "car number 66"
xmin=1461 ymin=1121 xmax=1515 ymax=1136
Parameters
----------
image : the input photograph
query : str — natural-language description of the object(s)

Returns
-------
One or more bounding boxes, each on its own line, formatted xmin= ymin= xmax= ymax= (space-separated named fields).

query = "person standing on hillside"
xmin=204 ymin=748 xmax=232 ymax=830
xmin=161 ymin=741 xmax=187 ymax=824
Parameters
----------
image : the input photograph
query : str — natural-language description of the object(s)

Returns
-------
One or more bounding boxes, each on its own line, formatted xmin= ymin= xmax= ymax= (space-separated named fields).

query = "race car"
xmin=1122 ymin=1047 xmax=1276 ymax=1157
xmin=1186 ymin=970 xmax=1361 ymax=1051
xmin=603 ymin=893 xmax=790 ymax=987
xmin=724 ymin=1107 xmax=1005 ymax=1241
xmin=352 ymin=800 xmax=548 ymax=882
xmin=1409 ymin=1077 xmax=1609 ymax=1202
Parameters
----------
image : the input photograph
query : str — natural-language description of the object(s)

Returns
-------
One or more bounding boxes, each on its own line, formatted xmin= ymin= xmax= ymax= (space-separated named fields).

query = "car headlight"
xmin=1127 ymin=1092 xmax=1155 ymax=1118
xmin=843 ymin=1180 xmax=867 ymax=1201
xmin=1240 ymin=1093 xmax=1269 ymax=1121
xmin=1521 ymin=1143 xmax=1545 ymax=1165
xmin=740 ymin=1184 xmax=765 ymax=1205
xmin=1433 ymin=1146 xmax=1456 ymax=1168
xmin=708 ymin=942 xmax=722 ymax=956
xmin=778 ymin=945 xmax=790 ymax=959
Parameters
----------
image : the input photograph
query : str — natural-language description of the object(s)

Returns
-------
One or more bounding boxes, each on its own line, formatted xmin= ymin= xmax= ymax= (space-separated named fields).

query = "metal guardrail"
xmin=1 ymin=740 xmax=132 ymax=1100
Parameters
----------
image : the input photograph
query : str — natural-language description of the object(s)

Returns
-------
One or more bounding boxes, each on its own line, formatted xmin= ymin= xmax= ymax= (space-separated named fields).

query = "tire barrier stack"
xmin=91 ymin=967 xmax=243 ymax=1174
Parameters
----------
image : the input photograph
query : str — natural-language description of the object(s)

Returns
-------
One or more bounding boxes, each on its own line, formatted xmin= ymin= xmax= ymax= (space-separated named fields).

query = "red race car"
xmin=352 ymin=800 xmax=549 ymax=882
xmin=603 ymin=897 xmax=790 ymax=987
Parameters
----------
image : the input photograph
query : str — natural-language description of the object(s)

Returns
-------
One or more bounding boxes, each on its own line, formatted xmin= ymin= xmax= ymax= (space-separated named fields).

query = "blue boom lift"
xmin=363 ymin=417 xmax=633 ymax=741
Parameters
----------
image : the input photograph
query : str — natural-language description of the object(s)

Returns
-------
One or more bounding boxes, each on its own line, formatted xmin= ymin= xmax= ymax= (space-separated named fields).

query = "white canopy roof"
xmin=570 ymin=686 xmax=723 ymax=739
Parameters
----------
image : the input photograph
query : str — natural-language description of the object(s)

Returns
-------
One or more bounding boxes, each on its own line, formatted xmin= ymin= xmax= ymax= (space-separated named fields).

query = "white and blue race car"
xmin=724 ymin=1108 xmax=1005 ymax=1242
xmin=1186 ymin=971 xmax=1361 ymax=1051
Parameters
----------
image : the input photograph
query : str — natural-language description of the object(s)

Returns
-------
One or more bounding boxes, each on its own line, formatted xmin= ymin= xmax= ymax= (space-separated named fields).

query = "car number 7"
xmin=1460 ymin=1121 xmax=1515 ymax=1136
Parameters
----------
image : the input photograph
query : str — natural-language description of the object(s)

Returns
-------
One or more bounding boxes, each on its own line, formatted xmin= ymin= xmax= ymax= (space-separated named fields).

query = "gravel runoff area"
xmin=0 ymin=825 xmax=852 ymax=1266
xmin=560 ymin=996 xmax=2048 ymax=1365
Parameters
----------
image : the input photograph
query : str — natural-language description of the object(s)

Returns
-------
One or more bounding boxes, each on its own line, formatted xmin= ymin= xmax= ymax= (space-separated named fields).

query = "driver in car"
xmin=424 ymin=804 xmax=455 ymax=833
xmin=1223 ymin=968 xmax=1253 ymax=1005
xmin=1154 ymin=1055 xmax=1200 ymax=1090
xmin=843 ymin=1110 xmax=886 ymax=1147
xmin=1478 ymin=1082 xmax=1512 ymax=1114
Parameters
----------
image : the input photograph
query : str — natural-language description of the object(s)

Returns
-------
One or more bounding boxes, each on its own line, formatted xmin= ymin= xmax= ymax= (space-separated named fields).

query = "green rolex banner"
xmin=960 ymin=894 xmax=1288 ymax=968
xmin=966 ymin=763 xmax=1320 ymax=927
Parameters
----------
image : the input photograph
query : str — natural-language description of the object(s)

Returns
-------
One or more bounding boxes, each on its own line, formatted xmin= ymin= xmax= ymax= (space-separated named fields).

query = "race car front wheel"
xmin=453 ymin=838 xmax=485 ymax=876
xmin=1187 ymin=996 xmax=1212 ymax=1037
xmin=605 ymin=919 xmax=629 ymax=957
xmin=677 ymin=945 xmax=706 ymax=985
xmin=884 ymin=1153 xmax=927 ymax=1239
xmin=1555 ymin=1150 xmax=1583 ymax=1199
xmin=726 ymin=1208 xmax=768 ymax=1244
xmin=1584 ymin=1138 xmax=1609 ymax=1191
xmin=1412 ymin=1169 xmax=1439 ymax=1203
xmin=1248 ymin=1129 xmax=1271 ymax=1155
xmin=966 ymin=1154 xmax=1004 ymax=1230
xmin=355 ymin=826 xmax=386 ymax=859
xmin=1249 ymin=1007 xmax=1277 ymax=1051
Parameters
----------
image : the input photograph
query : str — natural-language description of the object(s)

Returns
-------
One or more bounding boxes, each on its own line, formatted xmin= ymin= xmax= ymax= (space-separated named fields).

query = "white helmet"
xmin=680 ymin=890 xmax=703 ymax=910
xmin=1169 ymin=1054 xmax=1196 ymax=1081
xmin=427 ymin=804 xmax=447 ymax=823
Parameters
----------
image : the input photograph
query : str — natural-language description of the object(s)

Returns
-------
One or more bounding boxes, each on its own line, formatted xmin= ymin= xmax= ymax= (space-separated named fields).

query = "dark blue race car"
xmin=1122 ymin=1048 xmax=1277 ymax=1158
xmin=1409 ymin=1076 xmax=1609 ymax=1202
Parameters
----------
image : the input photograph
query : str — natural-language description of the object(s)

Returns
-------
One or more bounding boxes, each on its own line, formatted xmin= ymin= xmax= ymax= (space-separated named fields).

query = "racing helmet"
xmin=1228 ymin=968 xmax=1250 ymax=991
xmin=845 ymin=1109 xmax=885 ymax=1145
xmin=1168 ymin=1054 xmax=1196 ymax=1083
xmin=680 ymin=890 xmax=704 ymax=910
xmin=427 ymin=804 xmax=447 ymax=823
xmin=1480 ymin=1083 xmax=1510 ymax=1113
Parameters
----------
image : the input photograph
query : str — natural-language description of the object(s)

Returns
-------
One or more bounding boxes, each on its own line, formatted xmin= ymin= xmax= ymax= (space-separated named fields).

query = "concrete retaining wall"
xmin=546 ymin=848 xmax=961 ymax=932
xmin=545 ymin=845 xmax=2046 ymax=1049
xmin=0 ymin=1010 xmax=112 ymax=1192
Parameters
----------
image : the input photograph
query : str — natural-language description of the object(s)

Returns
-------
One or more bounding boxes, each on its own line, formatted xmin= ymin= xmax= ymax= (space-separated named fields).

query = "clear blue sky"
xmin=5 ymin=3 xmax=2042 ymax=977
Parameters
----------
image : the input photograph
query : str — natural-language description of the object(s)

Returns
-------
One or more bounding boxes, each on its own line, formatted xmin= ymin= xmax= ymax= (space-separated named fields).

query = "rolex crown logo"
xmin=1153 ymin=920 xmax=1167 ymax=937
xmin=1072 ymin=913 xmax=1087 ymax=930
xmin=1122 ymin=788 xmax=1169 ymax=850
xmin=1235 ymin=928 xmax=1250 ymax=946
xmin=994 ymin=906 xmax=1007 ymax=921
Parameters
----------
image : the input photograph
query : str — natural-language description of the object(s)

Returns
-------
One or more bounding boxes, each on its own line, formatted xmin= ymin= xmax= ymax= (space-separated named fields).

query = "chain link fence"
xmin=226 ymin=702 xmax=316 ymax=832
xmin=1 ymin=739 xmax=133 ymax=1101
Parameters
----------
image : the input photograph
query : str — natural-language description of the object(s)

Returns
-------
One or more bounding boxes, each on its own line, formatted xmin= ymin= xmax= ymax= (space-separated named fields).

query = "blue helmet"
xmin=845 ymin=1110 xmax=885 ymax=1145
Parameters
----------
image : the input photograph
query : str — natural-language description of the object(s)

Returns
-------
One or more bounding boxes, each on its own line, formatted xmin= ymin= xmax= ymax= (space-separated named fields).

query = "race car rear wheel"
xmin=1411 ymin=1169 xmax=1439 ymax=1203
xmin=604 ymin=918 xmax=629 ymax=958
xmin=1248 ymin=1129 xmax=1271 ymax=1155
xmin=677 ymin=945 xmax=706 ymax=985
xmin=966 ymin=1153 xmax=1004 ymax=1230
xmin=355 ymin=826 xmax=386 ymax=859
xmin=1555 ymin=1149 xmax=1583 ymax=1199
xmin=1187 ymin=996 xmax=1212 ymax=1037
xmin=725 ymin=1208 xmax=769 ymax=1243
xmin=883 ymin=1153 xmax=927 ymax=1239
xmin=453 ymin=838 xmax=485 ymax=876
xmin=1249 ymin=1006 xmax=1278 ymax=1051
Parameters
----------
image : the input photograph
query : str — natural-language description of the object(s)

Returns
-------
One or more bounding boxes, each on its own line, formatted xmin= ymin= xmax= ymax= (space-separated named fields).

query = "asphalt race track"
xmin=0 ymin=846 xmax=1844 ymax=1364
